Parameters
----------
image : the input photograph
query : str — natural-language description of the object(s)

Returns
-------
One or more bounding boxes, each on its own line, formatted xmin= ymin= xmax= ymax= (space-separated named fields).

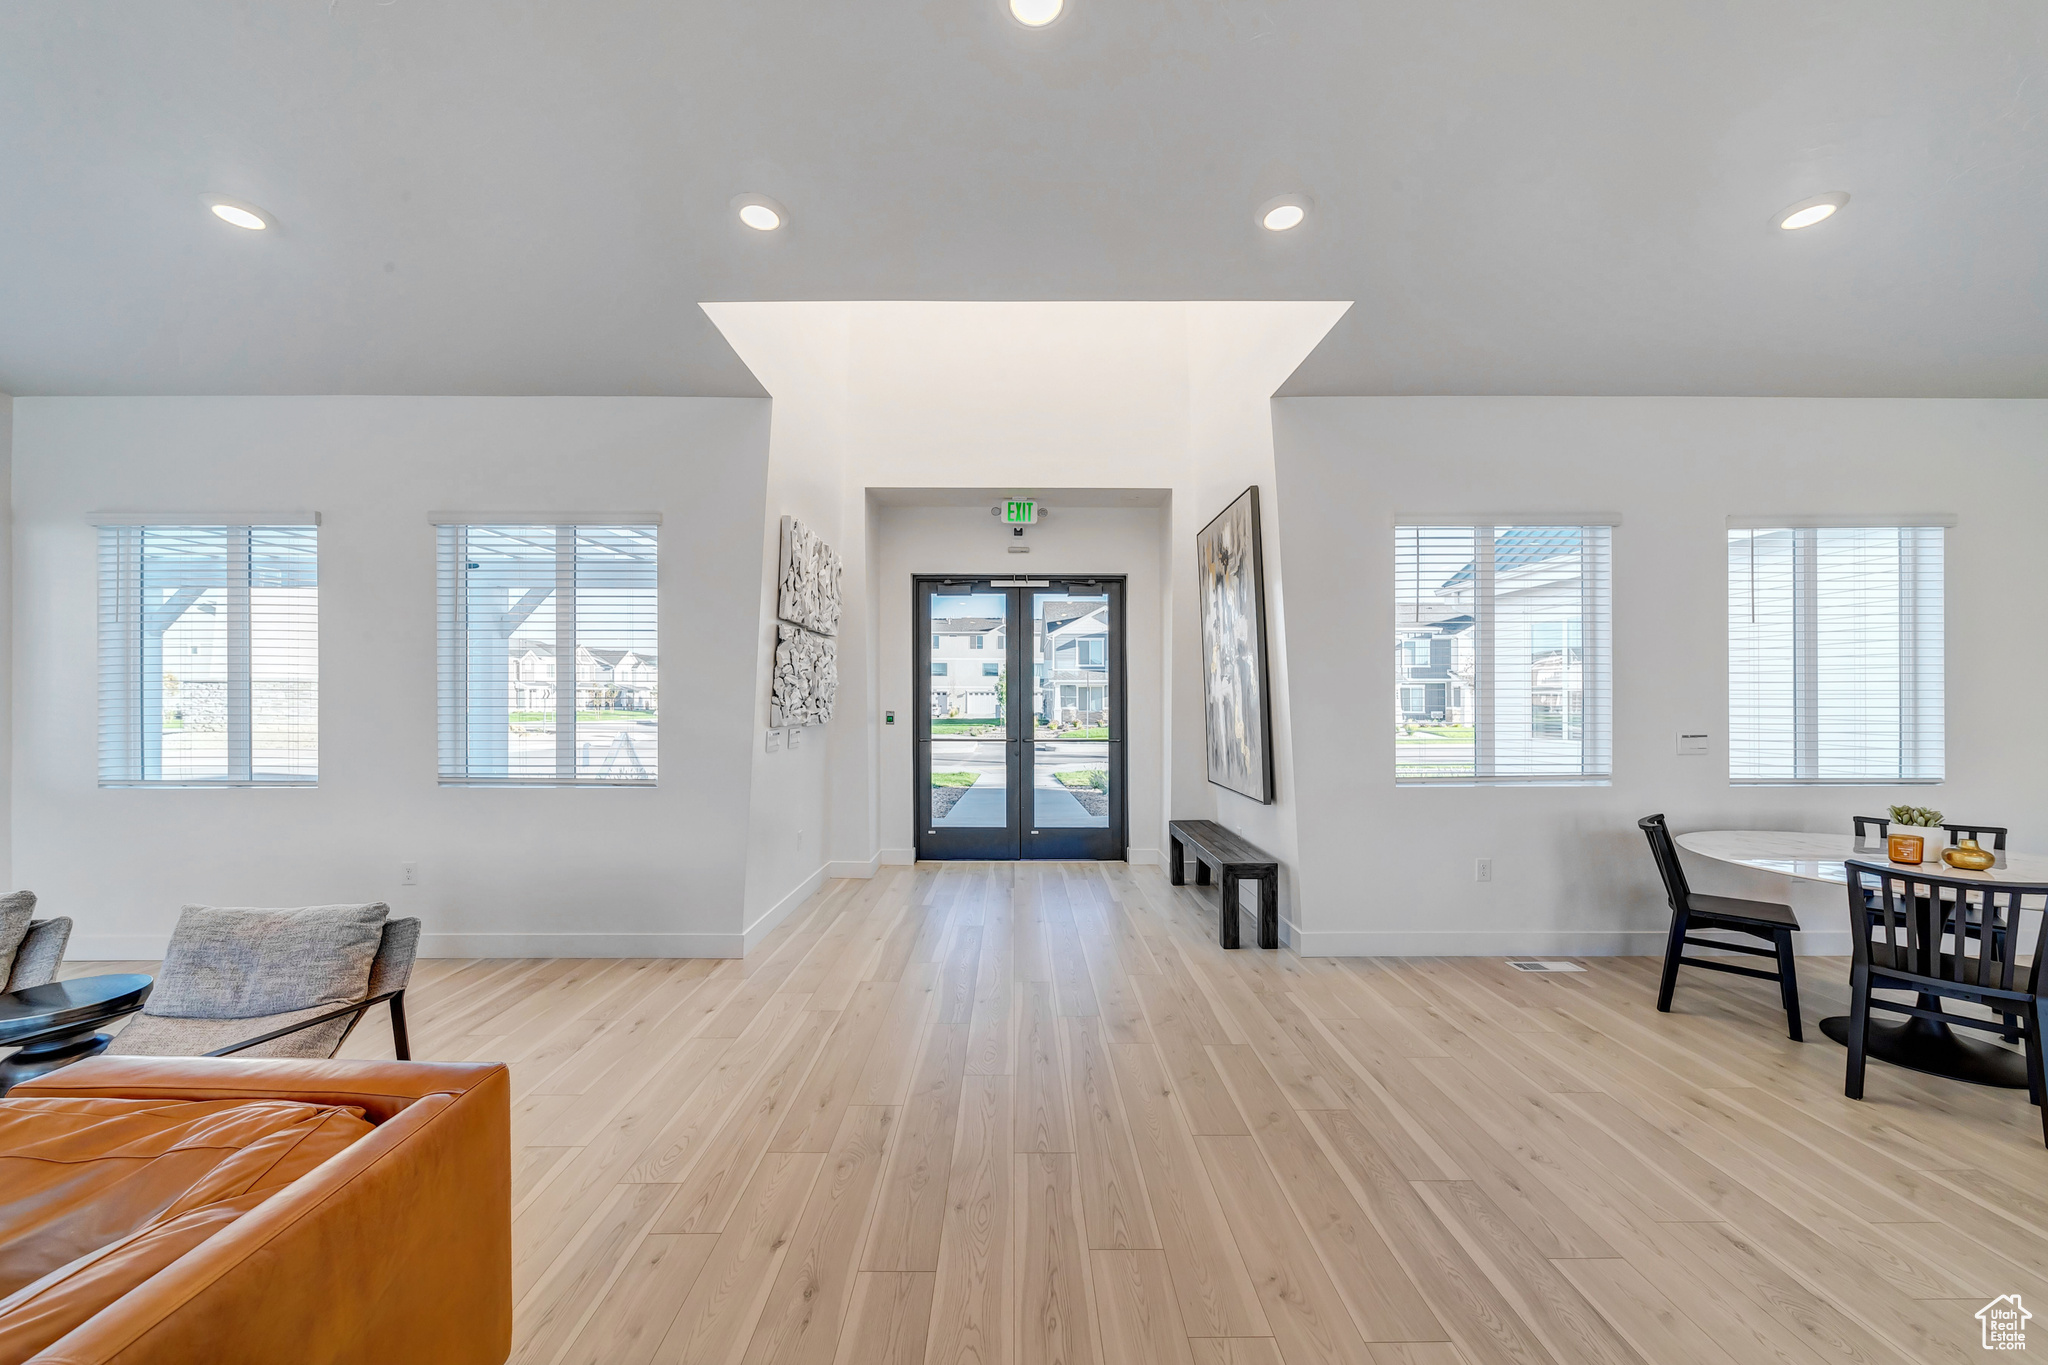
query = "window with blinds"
xmin=1728 ymin=525 xmax=1943 ymax=784
xmin=1395 ymin=523 xmax=1612 ymax=783
xmin=437 ymin=521 xmax=659 ymax=786
xmin=98 ymin=523 xmax=319 ymax=786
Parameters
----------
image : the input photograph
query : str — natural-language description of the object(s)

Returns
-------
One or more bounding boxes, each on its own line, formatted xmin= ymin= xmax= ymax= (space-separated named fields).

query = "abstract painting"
xmin=1197 ymin=486 xmax=1274 ymax=802
xmin=777 ymin=515 xmax=842 ymax=637
xmin=772 ymin=517 xmax=840 ymax=726
xmin=771 ymin=623 xmax=837 ymax=727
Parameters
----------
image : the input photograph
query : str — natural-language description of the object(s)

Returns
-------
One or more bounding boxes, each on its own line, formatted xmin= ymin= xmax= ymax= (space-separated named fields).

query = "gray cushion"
xmin=149 ymin=902 xmax=389 ymax=1020
xmin=7 ymin=918 xmax=72 ymax=992
xmin=0 ymin=891 xmax=35 ymax=989
xmin=106 ymin=1005 xmax=354 ymax=1059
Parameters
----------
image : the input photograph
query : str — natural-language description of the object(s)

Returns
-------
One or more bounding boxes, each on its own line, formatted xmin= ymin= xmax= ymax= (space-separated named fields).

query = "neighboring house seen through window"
xmin=98 ymin=522 xmax=319 ymax=786
xmin=1395 ymin=523 xmax=1612 ymax=783
xmin=437 ymin=521 xmax=658 ymax=785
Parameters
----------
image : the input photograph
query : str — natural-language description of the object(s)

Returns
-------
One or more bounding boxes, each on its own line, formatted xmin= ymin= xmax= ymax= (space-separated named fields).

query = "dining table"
xmin=1675 ymin=830 xmax=2048 ymax=1089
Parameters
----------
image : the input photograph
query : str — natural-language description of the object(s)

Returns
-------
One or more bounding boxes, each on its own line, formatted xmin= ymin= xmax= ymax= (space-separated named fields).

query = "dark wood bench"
xmin=1167 ymin=819 xmax=1279 ymax=949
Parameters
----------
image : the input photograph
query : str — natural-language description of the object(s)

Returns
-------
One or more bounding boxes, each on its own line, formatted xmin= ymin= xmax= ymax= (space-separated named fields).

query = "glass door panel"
xmin=1025 ymin=583 xmax=1122 ymax=859
xmin=918 ymin=584 xmax=1017 ymax=858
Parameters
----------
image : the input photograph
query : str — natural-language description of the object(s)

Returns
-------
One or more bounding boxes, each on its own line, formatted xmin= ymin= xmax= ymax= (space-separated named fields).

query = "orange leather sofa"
xmin=1 ymin=1056 xmax=510 ymax=1365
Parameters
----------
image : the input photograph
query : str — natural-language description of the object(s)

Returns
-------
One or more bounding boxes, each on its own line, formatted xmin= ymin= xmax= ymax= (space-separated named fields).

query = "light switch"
xmin=765 ymin=728 xmax=782 ymax=753
xmin=1677 ymin=733 xmax=1709 ymax=756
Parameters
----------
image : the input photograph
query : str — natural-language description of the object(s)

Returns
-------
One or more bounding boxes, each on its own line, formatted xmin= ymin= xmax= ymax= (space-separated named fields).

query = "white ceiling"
xmin=2 ymin=2 xmax=2042 ymax=398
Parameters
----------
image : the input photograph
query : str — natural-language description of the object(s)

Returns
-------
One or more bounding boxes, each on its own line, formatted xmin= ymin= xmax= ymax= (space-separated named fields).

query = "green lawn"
xmin=930 ymin=718 xmax=1003 ymax=736
xmin=1399 ymin=724 xmax=1473 ymax=742
xmin=930 ymin=719 xmax=1111 ymax=739
xmin=930 ymin=770 xmax=981 ymax=787
xmin=1054 ymin=768 xmax=1108 ymax=791
xmin=510 ymin=710 xmax=657 ymax=724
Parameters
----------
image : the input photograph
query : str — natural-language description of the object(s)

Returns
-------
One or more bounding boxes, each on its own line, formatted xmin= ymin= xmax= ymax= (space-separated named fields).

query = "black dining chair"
xmin=1937 ymin=823 xmax=2017 ymax=1038
xmin=1639 ymin=815 xmax=1803 ymax=1040
xmin=1850 ymin=819 xmax=2019 ymax=1040
xmin=1843 ymin=860 xmax=2048 ymax=1145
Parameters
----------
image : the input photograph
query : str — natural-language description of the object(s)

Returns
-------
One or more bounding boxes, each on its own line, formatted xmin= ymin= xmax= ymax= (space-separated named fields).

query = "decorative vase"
xmin=1943 ymin=838 xmax=1996 ymax=871
xmin=1889 ymin=826 xmax=1945 ymax=864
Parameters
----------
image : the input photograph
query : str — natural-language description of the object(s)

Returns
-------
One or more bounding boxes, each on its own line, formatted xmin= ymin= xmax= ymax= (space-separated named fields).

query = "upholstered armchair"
xmin=2 ymin=890 xmax=73 ymax=994
xmin=106 ymin=904 xmax=418 ymax=1060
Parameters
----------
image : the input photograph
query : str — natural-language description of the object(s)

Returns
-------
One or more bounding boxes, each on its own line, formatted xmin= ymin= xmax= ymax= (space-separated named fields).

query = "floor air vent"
xmin=1505 ymin=960 xmax=1586 ymax=973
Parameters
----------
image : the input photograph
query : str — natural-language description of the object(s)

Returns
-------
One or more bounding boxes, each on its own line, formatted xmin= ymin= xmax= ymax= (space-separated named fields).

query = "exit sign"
xmin=1004 ymin=499 xmax=1037 ymax=525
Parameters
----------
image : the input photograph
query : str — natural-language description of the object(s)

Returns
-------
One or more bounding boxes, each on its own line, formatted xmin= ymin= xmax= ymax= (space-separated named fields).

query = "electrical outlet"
xmin=1474 ymin=858 xmax=1492 ymax=883
xmin=401 ymin=862 xmax=419 ymax=886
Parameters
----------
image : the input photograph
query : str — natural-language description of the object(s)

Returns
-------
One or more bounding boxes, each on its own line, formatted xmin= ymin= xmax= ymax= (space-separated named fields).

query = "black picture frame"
xmin=1196 ymin=486 xmax=1275 ymax=804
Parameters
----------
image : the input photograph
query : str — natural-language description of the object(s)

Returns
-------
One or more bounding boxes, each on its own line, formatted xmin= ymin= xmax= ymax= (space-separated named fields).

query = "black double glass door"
xmin=915 ymin=576 xmax=1126 ymax=861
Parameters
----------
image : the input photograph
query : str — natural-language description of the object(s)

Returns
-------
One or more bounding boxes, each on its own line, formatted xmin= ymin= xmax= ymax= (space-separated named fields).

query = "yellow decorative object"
xmin=1943 ymin=838 xmax=1996 ymax=871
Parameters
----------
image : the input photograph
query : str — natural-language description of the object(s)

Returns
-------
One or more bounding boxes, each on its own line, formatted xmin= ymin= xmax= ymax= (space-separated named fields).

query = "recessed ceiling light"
xmin=201 ymin=196 xmax=272 ymax=231
xmin=1010 ymin=0 xmax=1063 ymax=26
xmin=1257 ymin=194 xmax=1311 ymax=232
xmin=1776 ymin=191 xmax=1849 ymax=230
xmin=731 ymin=193 xmax=787 ymax=232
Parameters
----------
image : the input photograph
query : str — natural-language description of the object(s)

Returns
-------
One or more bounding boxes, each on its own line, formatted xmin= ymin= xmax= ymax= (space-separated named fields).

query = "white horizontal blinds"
xmin=97 ymin=524 xmax=318 ymax=786
xmin=1394 ymin=524 xmax=1611 ymax=783
xmin=437 ymin=523 xmax=658 ymax=786
xmin=1729 ymin=526 xmax=1943 ymax=784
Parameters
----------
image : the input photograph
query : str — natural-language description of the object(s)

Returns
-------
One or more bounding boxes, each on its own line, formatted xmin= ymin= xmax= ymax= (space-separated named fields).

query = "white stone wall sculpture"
xmin=771 ymin=622 xmax=838 ymax=727
xmin=776 ymin=515 xmax=842 ymax=637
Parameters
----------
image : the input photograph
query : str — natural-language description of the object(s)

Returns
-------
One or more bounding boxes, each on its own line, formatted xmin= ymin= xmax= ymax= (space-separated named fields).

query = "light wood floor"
xmin=80 ymin=862 xmax=2048 ymax=1363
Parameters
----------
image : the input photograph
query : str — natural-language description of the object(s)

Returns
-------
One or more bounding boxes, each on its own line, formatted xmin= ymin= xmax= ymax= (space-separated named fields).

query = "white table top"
xmin=1677 ymin=829 xmax=2048 ymax=888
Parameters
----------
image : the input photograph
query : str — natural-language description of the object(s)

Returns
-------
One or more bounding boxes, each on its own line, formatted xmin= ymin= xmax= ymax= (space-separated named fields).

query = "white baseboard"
xmin=742 ymin=864 xmax=829 ymax=953
xmin=67 ymin=934 xmax=172 ymax=961
xmin=1289 ymin=928 xmax=1852 ymax=957
xmin=879 ymin=848 xmax=916 ymax=866
xmin=416 ymin=932 xmax=748 ymax=958
xmin=825 ymin=854 xmax=881 ymax=879
xmin=69 ymin=930 xmax=750 ymax=960
xmin=1127 ymin=848 xmax=1161 ymax=866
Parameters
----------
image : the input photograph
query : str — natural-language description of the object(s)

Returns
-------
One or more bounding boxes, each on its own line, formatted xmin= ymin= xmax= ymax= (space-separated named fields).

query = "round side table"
xmin=0 ymin=974 xmax=154 ymax=1095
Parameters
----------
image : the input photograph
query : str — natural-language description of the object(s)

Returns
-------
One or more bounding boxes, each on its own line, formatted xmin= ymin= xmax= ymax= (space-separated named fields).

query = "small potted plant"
xmin=1885 ymin=804 xmax=1946 ymax=864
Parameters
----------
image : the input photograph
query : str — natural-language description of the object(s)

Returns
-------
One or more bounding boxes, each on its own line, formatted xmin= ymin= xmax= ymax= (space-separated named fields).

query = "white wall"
xmin=0 ymin=392 xmax=10 ymax=890
xmin=12 ymin=397 xmax=771 ymax=956
xmin=1272 ymin=397 xmax=2048 ymax=955
xmin=872 ymin=500 xmax=1167 ymax=862
xmin=708 ymin=308 xmax=853 ymax=947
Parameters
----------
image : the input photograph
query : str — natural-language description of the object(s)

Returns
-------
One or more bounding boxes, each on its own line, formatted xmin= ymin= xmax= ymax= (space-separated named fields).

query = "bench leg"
xmin=1219 ymin=872 xmax=1242 ymax=949
xmin=1169 ymin=836 xmax=1184 ymax=886
xmin=1257 ymin=874 xmax=1279 ymax=950
xmin=1195 ymin=857 xmax=1211 ymax=887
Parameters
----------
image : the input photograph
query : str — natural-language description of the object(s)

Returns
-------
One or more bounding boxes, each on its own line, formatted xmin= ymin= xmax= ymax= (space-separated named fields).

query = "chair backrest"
xmin=366 ymin=917 xmax=421 ymax=999
xmin=1852 ymin=815 xmax=1890 ymax=841
xmin=1637 ymin=814 xmax=1690 ymax=913
xmin=1845 ymin=860 xmax=2048 ymax=995
xmin=5 ymin=917 xmax=71 ymax=993
xmin=1942 ymin=823 xmax=2008 ymax=851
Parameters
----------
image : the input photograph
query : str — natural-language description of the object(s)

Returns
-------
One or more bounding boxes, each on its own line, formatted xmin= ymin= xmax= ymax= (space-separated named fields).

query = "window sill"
xmin=1396 ymin=777 xmax=1611 ymax=788
xmin=99 ymin=780 xmax=318 ymax=789
xmin=437 ymin=779 xmax=658 ymax=789
xmin=1729 ymin=779 xmax=1943 ymax=788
